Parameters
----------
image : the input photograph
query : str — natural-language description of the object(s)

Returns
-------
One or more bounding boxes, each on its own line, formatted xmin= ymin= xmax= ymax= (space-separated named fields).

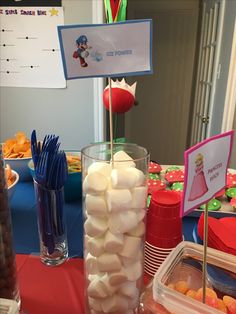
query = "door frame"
xmin=221 ymin=17 xmax=236 ymax=132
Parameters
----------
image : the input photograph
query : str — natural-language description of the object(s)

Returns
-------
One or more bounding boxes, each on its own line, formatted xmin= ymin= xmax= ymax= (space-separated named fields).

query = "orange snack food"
xmin=5 ymin=164 xmax=15 ymax=187
xmin=2 ymin=132 xmax=31 ymax=158
xmin=223 ymin=295 xmax=236 ymax=314
xmin=174 ymin=280 xmax=189 ymax=294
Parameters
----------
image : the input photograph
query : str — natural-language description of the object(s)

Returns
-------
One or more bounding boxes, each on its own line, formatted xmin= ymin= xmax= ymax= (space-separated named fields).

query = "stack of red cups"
xmin=145 ymin=190 xmax=183 ymax=276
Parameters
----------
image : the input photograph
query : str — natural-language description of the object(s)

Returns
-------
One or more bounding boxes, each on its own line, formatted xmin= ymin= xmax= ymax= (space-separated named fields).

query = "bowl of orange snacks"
xmin=3 ymin=132 xmax=32 ymax=181
xmin=5 ymin=164 xmax=19 ymax=200
xmin=28 ymin=151 xmax=82 ymax=202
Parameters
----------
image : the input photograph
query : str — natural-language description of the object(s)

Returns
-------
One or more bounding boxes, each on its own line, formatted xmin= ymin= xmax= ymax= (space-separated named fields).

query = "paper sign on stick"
xmin=57 ymin=19 xmax=152 ymax=80
xmin=182 ymin=131 xmax=234 ymax=216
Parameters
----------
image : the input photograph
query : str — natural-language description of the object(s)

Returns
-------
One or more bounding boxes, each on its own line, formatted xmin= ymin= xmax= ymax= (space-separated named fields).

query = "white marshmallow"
xmin=104 ymin=230 xmax=124 ymax=253
xmin=118 ymin=281 xmax=138 ymax=299
xmin=136 ymin=209 xmax=146 ymax=223
xmin=108 ymin=211 xmax=138 ymax=234
xmin=111 ymin=168 xmax=136 ymax=189
xmin=99 ymin=274 xmax=119 ymax=295
xmin=127 ymin=167 xmax=145 ymax=186
xmin=131 ymin=186 xmax=148 ymax=208
xmin=106 ymin=189 xmax=132 ymax=212
xmin=88 ymin=297 xmax=103 ymax=311
xmin=84 ymin=216 xmax=108 ymax=237
xmin=127 ymin=221 xmax=145 ymax=237
xmin=108 ymin=268 xmax=128 ymax=286
xmin=125 ymin=260 xmax=143 ymax=282
xmin=101 ymin=294 xmax=129 ymax=313
xmin=119 ymin=235 xmax=142 ymax=258
xmin=83 ymin=172 xmax=108 ymax=194
xmin=87 ymin=277 xmax=109 ymax=298
xmin=87 ymin=236 xmax=105 ymax=257
xmin=120 ymin=251 xmax=143 ymax=267
xmin=113 ymin=151 xmax=136 ymax=168
xmin=88 ymin=162 xmax=112 ymax=177
xmin=86 ymin=253 xmax=99 ymax=275
xmin=85 ymin=194 xmax=108 ymax=217
xmin=128 ymin=290 xmax=139 ymax=309
xmin=97 ymin=253 xmax=122 ymax=272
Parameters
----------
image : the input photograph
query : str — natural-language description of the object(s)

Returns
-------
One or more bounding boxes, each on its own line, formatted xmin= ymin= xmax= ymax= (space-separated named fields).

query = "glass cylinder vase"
xmin=34 ymin=180 xmax=68 ymax=266
xmin=82 ymin=142 xmax=150 ymax=314
xmin=0 ymin=146 xmax=20 ymax=306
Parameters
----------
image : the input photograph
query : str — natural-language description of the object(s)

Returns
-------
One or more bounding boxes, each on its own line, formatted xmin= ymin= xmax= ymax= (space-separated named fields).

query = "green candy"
xmin=199 ymin=198 xmax=221 ymax=211
xmin=165 ymin=166 xmax=181 ymax=173
xmin=149 ymin=173 xmax=160 ymax=180
xmin=225 ymin=188 xmax=236 ymax=198
xmin=171 ymin=182 xmax=184 ymax=191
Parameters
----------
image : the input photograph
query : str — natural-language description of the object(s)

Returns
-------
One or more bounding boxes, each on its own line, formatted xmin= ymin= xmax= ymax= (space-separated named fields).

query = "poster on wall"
xmin=0 ymin=1 xmax=61 ymax=6
xmin=181 ymin=131 xmax=234 ymax=216
xmin=0 ymin=6 xmax=66 ymax=88
xmin=57 ymin=19 xmax=152 ymax=79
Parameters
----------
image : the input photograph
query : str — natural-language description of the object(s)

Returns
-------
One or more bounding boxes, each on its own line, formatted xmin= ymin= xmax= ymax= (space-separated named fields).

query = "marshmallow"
xmin=118 ymin=281 xmax=138 ymax=299
xmin=87 ymin=277 xmax=109 ymax=298
xmin=97 ymin=253 xmax=122 ymax=272
xmin=99 ymin=273 xmax=119 ymax=295
xmin=128 ymin=290 xmax=139 ymax=309
xmin=120 ymin=250 xmax=143 ymax=267
xmin=86 ymin=253 xmax=99 ymax=274
xmin=88 ymin=297 xmax=103 ymax=311
xmin=125 ymin=260 xmax=142 ymax=282
xmin=108 ymin=211 xmax=138 ymax=234
xmin=131 ymin=186 xmax=148 ymax=208
xmin=83 ymin=172 xmax=108 ymax=194
xmin=127 ymin=221 xmax=145 ymax=237
xmin=119 ymin=235 xmax=142 ymax=258
xmin=88 ymin=162 xmax=112 ymax=177
xmin=127 ymin=167 xmax=145 ymax=186
xmin=107 ymin=268 xmax=128 ymax=286
xmin=104 ymin=230 xmax=124 ymax=253
xmin=84 ymin=216 xmax=108 ymax=237
xmin=101 ymin=294 xmax=129 ymax=313
xmin=113 ymin=151 xmax=136 ymax=168
xmin=111 ymin=168 xmax=136 ymax=189
xmin=106 ymin=189 xmax=132 ymax=212
xmin=136 ymin=209 xmax=146 ymax=223
xmin=85 ymin=194 xmax=108 ymax=217
xmin=87 ymin=236 xmax=105 ymax=257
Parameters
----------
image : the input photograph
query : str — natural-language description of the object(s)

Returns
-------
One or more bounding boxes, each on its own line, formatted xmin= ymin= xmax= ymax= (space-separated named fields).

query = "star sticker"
xmin=49 ymin=8 xmax=59 ymax=16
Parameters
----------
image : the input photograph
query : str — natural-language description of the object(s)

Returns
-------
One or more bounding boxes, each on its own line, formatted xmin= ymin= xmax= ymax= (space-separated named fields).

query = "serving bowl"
xmin=28 ymin=151 xmax=82 ymax=202
xmin=7 ymin=170 xmax=19 ymax=200
xmin=4 ymin=157 xmax=32 ymax=182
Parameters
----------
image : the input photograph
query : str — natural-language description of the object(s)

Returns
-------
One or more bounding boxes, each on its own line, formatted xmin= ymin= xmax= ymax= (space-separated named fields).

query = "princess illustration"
xmin=188 ymin=153 xmax=208 ymax=201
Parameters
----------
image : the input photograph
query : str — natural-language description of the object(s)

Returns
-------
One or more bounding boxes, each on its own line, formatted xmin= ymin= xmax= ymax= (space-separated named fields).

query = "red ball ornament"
xmin=103 ymin=78 xmax=137 ymax=113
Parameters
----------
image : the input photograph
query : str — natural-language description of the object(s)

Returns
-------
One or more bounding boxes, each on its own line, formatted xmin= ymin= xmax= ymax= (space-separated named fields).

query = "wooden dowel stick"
xmin=202 ymin=203 xmax=209 ymax=303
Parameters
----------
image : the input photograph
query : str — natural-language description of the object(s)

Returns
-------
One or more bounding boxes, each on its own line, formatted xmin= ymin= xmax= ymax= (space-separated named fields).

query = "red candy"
xmin=165 ymin=170 xmax=185 ymax=184
xmin=148 ymin=162 xmax=162 ymax=174
xmin=148 ymin=179 xmax=166 ymax=194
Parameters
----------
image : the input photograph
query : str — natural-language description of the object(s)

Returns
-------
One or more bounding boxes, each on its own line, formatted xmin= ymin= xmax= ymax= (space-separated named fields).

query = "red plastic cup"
xmin=146 ymin=233 xmax=183 ymax=248
xmin=149 ymin=190 xmax=181 ymax=218
xmin=146 ymin=213 xmax=182 ymax=238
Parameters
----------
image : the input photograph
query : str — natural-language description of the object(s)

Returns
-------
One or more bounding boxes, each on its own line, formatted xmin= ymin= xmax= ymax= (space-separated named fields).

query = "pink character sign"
xmin=188 ymin=153 xmax=208 ymax=201
xmin=182 ymin=131 xmax=234 ymax=216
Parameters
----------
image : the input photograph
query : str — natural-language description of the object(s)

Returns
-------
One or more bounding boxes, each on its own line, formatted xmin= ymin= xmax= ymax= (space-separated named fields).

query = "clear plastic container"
xmin=139 ymin=241 xmax=236 ymax=314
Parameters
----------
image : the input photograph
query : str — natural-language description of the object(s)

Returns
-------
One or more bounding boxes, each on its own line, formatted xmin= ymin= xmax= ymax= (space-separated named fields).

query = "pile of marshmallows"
xmin=83 ymin=151 xmax=148 ymax=314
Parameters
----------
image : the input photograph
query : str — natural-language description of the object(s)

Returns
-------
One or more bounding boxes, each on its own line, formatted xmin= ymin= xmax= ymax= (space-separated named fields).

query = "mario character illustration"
xmin=188 ymin=153 xmax=208 ymax=201
xmin=73 ymin=35 xmax=89 ymax=68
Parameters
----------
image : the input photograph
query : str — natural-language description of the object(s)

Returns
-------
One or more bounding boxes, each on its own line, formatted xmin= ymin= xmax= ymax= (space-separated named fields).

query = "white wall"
xmin=0 ymin=0 xmax=95 ymax=151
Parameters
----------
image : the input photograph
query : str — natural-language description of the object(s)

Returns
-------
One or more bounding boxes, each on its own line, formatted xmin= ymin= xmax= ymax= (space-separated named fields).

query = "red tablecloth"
xmin=16 ymin=254 xmax=85 ymax=314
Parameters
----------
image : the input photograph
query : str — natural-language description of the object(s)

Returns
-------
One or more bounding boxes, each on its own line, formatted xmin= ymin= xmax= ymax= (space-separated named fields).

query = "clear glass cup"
xmin=82 ymin=142 xmax=150 ymax=314
xmin=34 ymin=180 xmax=68 ymax=266
xmin=0 ymin=146 xmax=20 ymax=307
